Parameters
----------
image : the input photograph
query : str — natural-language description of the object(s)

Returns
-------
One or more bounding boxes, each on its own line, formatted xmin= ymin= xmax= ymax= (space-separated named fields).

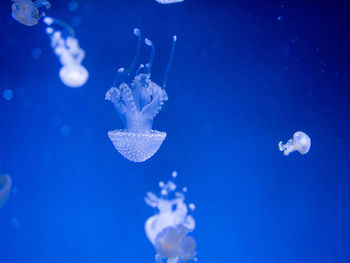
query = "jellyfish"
xmin=145 ymin=175 xmax=197 ymax=262
xmin=105 ymin=28 xmax=177 ymax=162
xmin=11 ymin=0 xmax=51 ymax=26
xmin=155 ymin=0 xmax=184 ymax=4
xmin=0 ymin=174 xmax=12 ymax=208
xmin=279 ymin=131 xmax=311 ymax=156
xmin=43 ymin=17 xmax=89 ymax=88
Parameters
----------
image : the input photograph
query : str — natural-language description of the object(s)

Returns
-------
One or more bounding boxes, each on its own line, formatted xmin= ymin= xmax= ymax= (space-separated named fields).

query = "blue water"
xmin=1 ymin=0 xmax=350 ymax=262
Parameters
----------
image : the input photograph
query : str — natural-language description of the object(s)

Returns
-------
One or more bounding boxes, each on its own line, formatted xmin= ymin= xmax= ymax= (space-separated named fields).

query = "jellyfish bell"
xmin=106 ymin=28 xmax=176 ymax=162
xmin=108 ymin=130 xmax=166 ymax=162
xmin=293 ymin=131 xmax=311 ymax=154
xmin=279 ymin=131 xmax=311 ymax=156
xmin=155 ymin=0 xmax=184 ymax=4
xmin=11 ymin=0 xmax=51 ymax=26
xmin=59 ymin=64 xmax=89 ymax=88
xmin=0 ymin=174 xmax=12 ymax=208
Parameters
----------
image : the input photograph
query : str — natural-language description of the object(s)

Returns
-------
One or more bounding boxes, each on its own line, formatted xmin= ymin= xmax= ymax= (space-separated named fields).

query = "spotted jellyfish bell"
xmin=279 ymin=131 xmax=311 ymax=156
xmin=145 ymin=173 xmax=197 ymax=263
xmin=11 ymin=0 xmax=51 ymax=26
xmin=43 ymin=17 xmax=89 ymax=88
xmin=155 ymin=0 xmax=184 ymax=4
xmin=0 ymin=174 xmax=12 ymax=208
xmin=105 ymin=29 xmax=177 ymax=162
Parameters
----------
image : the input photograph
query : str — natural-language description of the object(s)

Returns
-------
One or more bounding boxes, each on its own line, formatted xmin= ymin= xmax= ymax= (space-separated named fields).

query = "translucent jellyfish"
xmin=145 ymin=175 xmax=197 ymax=262
xmin=0 ymin=174 xmax=12 ymax=208
xmin=155 ymin=0 xmax=184 ymax=4
xmin=105 ymin=28 xmax=177 ymax=162
xmin=11 ymin=0 xmax=51 ymax=26
xmin=43 ymin=17 xmax=89 ymax=88
xmin=279 ymin=131 xmax=311 ymax=156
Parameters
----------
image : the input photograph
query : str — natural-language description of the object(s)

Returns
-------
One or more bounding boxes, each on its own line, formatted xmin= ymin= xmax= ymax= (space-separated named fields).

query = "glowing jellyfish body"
xmin=0 ymin=175 xmax=12 ymax=208
xmin=11 ymin=0 xmax=51 ymax=26
xmin=279 ymin=131 xmax=311 ymax=156
xmin=105 ymin=29 xmax=177 ymax=162
xmin=43 ymin=17 xmax=88 ymax=88
xmin=145 ymin=176 xmax=196 ymax=262
xmin=155 ymin=0 xmax=184 ymax=4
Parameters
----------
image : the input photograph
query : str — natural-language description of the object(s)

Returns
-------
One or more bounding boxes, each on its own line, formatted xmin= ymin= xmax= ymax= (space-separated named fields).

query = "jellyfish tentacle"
xmin=44 ymin=16 xmax=75 ymax=37
xmin=162 ymin=35 xmax=177 ymax=88
xmin=33 ymin=0 xmax=51 ymax=9
xmin=125 ymin=28 xmax=142 ymax=76
xmin=136 ymin=64 xmax=145 ymax=76
xmin=36 ymin=11 xmax=46 ymax=22
xmin=141 ymin=82 xmax=168 ymax=120
xmin=113 ymin=68 xmax=125 ymax=87
xmin=113 ymin=29 xmax=142 ymax=87
xmin=145 ymin=38 xmax=155 ymax=74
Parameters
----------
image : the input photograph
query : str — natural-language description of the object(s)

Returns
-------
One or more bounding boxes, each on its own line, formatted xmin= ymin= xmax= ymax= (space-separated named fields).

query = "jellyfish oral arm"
xmin=141 ymin=83 xmax=168 ymax=121
xmin=278 ymin=139 xmax=296 ymax=155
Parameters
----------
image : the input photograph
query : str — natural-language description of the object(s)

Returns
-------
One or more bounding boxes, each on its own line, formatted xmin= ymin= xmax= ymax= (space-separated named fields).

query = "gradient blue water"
xmin=1 ymin=1 xmax=350 ymax=262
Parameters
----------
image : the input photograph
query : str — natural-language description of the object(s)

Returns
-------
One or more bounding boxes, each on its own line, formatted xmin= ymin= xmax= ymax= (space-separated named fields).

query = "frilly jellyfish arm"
xmin=105 ymin=87 xmax=127 ymax=125
xmin=278 ymin=139 xmax=295 ymax=156
xmin=120 ymin=83 xmax=138 ymax=118
xmin=141 ymin=82 xmax=168 ymax=120
xmin=105 ymin=83 xmax=139 ymax=128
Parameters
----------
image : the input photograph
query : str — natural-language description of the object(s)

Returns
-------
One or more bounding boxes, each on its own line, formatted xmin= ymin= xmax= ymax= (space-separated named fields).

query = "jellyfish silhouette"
xmin=0 ymin=174 xmax=12 ymax=208
xmin=105 ymin=28 xmax=177 ymax=162
xmin=145 ymin=175 xmax=197 ymax=262
xmin=43 ymin=17 xmax=88 ymax=88
xmin=11 ymin=0 xmax=51 ymax=26
xmin=155 ymin=0 xmax=184 ymax=4
xmin=279 ymin=131 xmax=311 ymax=156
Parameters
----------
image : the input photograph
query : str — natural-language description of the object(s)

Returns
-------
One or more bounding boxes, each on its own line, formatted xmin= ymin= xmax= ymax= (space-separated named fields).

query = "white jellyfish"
xmin=0 ymin=174 xmax=12 ymax=208
xmin=11 ymin=0 xmax=51 ymax=26
xmin=145 ymin=175 xmax=197 ymax=263
xmin=105 ymin=28 xmax=177 ymax=162
xmin=43 ymin=17 xmax=88 ymax=88
xmin=155 ymin=0 xmax=184 ymax=4
xmin=279 ymin=131 xmax=311 ymax=156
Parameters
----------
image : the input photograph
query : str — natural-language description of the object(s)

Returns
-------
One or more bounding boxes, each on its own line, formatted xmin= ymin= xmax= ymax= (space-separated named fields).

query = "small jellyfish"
xmin=105 ymin=29 xmax=177 ymax=162
xmin=145 ymin=175 xmax=196 ymax=262
xmin=43 ymin=17 xmax=88 ymax=88
xmin=0 ymin=174 xmax=12 ymax=208
xmin=155 ymin=0 xmax=184 ymax=4
xmin=279 ymin=131 xmax=311 ymax=156
xmin=11 ymin=0 xmax=51 ymax=26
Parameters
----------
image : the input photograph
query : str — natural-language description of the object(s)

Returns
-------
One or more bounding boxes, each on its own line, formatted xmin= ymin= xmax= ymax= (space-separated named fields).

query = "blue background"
xmin=1 ymin=0 xmax=350 ymax=262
